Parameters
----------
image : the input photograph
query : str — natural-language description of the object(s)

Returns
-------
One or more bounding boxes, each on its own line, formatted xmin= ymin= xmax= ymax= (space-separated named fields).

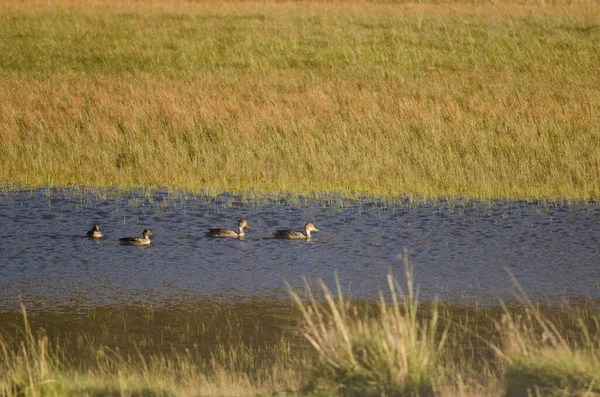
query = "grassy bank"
xmin=0 ymin=0 xmax=599 ymax=199
xmin=2 ymin=270 xmax=599 ymax=396
xmin=0 ymin=300 xmax=306 ymax=396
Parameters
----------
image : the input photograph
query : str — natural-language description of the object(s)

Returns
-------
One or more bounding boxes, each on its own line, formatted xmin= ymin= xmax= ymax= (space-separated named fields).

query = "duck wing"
xmin=273 ymin=230 xmax=305 ymax=239
xmin=206 ymin=228 xmax=237 ymax=237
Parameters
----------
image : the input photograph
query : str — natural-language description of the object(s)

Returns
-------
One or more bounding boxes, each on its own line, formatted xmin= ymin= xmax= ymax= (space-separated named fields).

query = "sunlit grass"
xmin=0 ymin=306 xmax=59 ymax=397
xmin=497 ymin=273 xmax=600 ymax=397
xmin=288 ymin=260 xmax=448 ymax=396
xmin=0 ymin=304 xmax=305 ymax=396
xmin=0 ymin=0 xmax=599 ymax=199
xmin=2 ymin=273 xmax=600 ymax=396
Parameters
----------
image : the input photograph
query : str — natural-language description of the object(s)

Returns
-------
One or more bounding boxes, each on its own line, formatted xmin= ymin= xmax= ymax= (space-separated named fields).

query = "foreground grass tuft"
xmin=0 ymin=305 xmax=60 ymax=397
xmin=504 ymin=349 xmax=600 ymax=397
xmin=2 ymin=270 xmax=600 ymax=396
xmin=0 ymin=305 xmax=304 ymax=396
xmin=289 ymin=259 xmax=447 ymax=396
xmin=498 ymin=273 xmax=600 ymax=397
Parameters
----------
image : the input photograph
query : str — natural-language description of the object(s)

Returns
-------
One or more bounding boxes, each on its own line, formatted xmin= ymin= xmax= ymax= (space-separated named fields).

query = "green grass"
xmin=288 ymin=261 xmax=447 ymax=396
xmin=0 ymin=0 xmax=599 ymax=199
xmin=2 ymin=274 xmax=600 ymax=396
xmin=0 ymin=304 xmax=306 ymax=396
xmin=498 ymin=274 xmax=600 ymax=397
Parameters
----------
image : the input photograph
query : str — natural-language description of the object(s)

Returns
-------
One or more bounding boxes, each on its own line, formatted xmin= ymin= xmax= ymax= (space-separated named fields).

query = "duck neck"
xmin=305 ymin=228 xmax=311 ymax=238
xmin=238 ymin=226 xmax=245 ymax=236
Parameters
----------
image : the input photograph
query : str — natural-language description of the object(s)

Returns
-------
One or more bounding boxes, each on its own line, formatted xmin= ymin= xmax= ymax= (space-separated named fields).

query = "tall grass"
xmin=0 ymin=0 xmax=599 ymax=198
xmin=0 ymin=305 xmax=305 ymax=396
xmin=288 ymin=259 xmax=448 ymax=396
xmin=0 ymin=305 xmax=60 ymax=396
xmin=2 ymin=276 xmax=600 ymax=396
xmin=497 ymin=273 xmax=600 ymax=397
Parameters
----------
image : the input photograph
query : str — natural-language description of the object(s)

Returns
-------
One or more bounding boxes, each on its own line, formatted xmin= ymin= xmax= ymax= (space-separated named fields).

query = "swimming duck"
xmin=206 ymin=219 xmax=251 ymax=238
xmin=273 ymin=223 xmax=319 ymax=239
xmin=119 ymin=229 xmax=152 ymax=246
xmin=86 ymin=224 xmax=103 ymax=239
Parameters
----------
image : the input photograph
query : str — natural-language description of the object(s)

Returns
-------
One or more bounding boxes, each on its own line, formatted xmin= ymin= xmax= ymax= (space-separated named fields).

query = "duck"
xmin=273 ymin=223 xmax=319 ymax=239
xmin=206 ymin=219 xmax=251 ymax=238
xmin=86 ymin=224 xmax=103 ymax=239
xmin=119 ymin=229 xmax=152 ymax=246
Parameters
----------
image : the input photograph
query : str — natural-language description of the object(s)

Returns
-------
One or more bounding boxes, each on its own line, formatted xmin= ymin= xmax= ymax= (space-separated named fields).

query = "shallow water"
xmin=1 ymin=188 xmax=600 ymax=312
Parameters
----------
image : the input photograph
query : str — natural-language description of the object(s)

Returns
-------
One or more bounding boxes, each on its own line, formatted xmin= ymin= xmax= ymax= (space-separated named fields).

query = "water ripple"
xmin=0 ymin=188 xmax=599 ymax=310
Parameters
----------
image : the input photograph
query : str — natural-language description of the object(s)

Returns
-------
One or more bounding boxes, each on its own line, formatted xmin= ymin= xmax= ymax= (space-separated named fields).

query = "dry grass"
xmin=288 ymin=259 xmax=448 ymax=396
xmin=0 ymin=0 xmax=599 ymax=198
xmin=0 ymin=305 xmax=304 ymax=397
xmin=497 ymin=274 xmax=600 ymax=397
xmin=0 ymin=306 xmax=58 ymax=396
xmin=2 ymin=276 xmax=600 ymax=396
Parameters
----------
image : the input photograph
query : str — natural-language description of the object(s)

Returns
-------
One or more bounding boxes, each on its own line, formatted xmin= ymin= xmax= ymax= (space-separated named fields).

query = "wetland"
xmin=2 ymin=188 xmax=600 ymax=311
xmin=1 ymin=188 xmax=600 ymax=396
xmin=1 ymin=0 xmax=599 ymax=394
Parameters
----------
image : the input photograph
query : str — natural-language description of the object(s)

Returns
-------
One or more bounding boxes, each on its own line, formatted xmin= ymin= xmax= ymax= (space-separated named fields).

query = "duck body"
xmin=119 ymin=229 xmax=152 ymax=246
xmin=206 ymin=219 xmax=250 ymax=238
xmin=273 ymin=230 xmax=308 ymax=239
xmin=273 ymin=223 xmax=319 ymax=239
xmin=87 ymin=224 xmax=103 ymax=239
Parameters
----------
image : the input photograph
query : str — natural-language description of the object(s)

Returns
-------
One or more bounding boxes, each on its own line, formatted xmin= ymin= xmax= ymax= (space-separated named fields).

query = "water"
xmin=1 ymin=188 xmax=600 ymax=313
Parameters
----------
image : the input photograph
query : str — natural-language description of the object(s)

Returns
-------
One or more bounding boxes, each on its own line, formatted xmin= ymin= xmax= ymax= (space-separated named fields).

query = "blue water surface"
xmin=1 ymin=188 xmax=599 ymax=311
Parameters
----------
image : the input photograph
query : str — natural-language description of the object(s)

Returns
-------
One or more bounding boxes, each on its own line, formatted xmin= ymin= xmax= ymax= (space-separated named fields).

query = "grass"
xmin=2 ymin=270 xmax=600 ymax=396
xmin=0 ymin=0 xmax=599 ymax=199
xmin=288 ymin=260 xmax=447 ymax=396
xmin=498 ymin=273 xmax=600 ymax=397
xmin=0 ymin=303 xmax=306 ymax=396
xmin=0 ymin=307 xmax=59 ymax=396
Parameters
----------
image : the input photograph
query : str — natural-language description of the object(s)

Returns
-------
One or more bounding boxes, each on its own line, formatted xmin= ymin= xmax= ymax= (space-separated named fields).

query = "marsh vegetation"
xmin=0 ymin=0 xmax=599 ymax=198
xmin=1 ymin=0 xmax=599 ymax=395
xmin=2 ymin=265 xmax=599 ymax=396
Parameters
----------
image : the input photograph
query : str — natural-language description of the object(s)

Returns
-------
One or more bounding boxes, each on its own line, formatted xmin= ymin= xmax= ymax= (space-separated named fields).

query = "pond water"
xmin=1 ymin=188 xmax=600 ymax=313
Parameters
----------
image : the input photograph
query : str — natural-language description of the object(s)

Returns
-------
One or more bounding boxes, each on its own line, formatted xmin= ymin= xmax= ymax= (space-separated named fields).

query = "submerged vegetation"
xmin=2 ymin=265 xmax=599 ymax=396
xmin=0 ymin=0 xmax=599 ymax=199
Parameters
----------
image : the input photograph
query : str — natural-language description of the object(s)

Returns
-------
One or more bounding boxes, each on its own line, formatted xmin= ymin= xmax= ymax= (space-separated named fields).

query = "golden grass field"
xmin=0 ymin=0 xmax=599 ymax=199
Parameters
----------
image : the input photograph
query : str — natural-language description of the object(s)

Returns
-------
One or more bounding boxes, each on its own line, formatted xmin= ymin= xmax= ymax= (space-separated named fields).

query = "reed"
xmin=0 ymin=0 xmax=599 ymax=199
